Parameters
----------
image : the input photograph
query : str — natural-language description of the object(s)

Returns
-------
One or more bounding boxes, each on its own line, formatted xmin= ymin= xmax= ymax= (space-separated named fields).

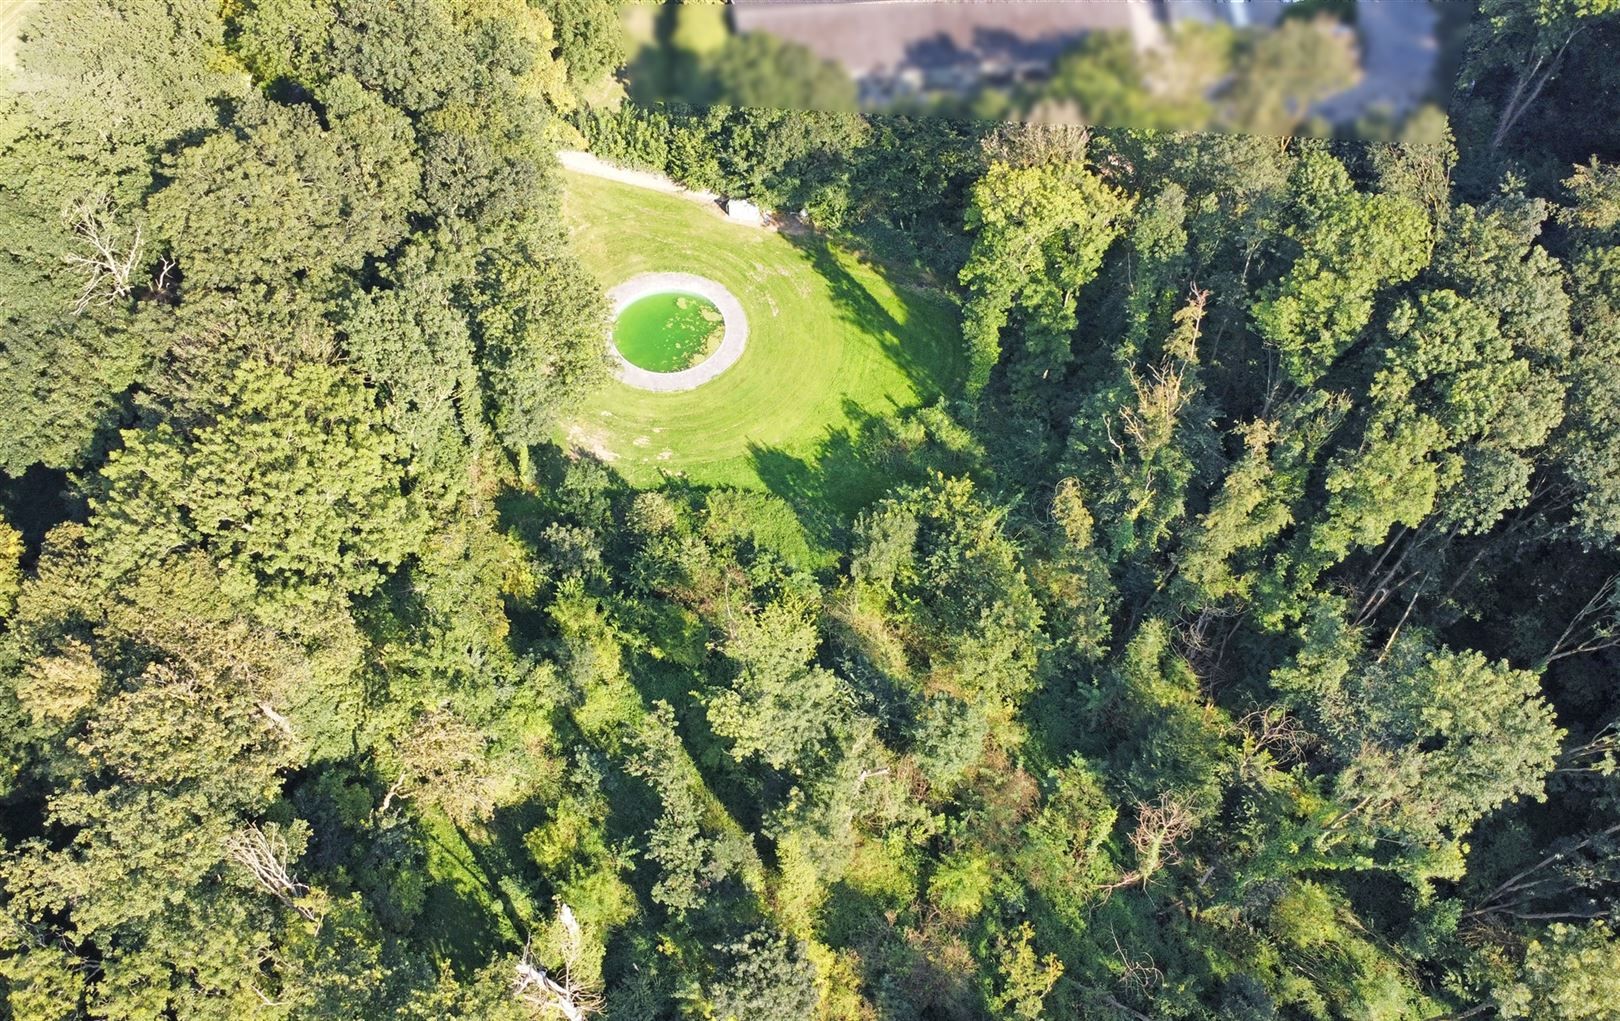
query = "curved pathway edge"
xmin=607 ymin=273 xmax=748 ymax=393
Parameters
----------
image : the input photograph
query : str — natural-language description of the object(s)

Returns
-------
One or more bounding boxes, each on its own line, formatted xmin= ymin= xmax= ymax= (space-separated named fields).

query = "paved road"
xmin=1314 ymin=0 xmax=1441 ymax=123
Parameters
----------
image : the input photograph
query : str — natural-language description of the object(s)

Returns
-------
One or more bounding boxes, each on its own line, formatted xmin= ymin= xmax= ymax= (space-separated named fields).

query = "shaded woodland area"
xmin=3 ymin=1 xmax=1620 ymax=1019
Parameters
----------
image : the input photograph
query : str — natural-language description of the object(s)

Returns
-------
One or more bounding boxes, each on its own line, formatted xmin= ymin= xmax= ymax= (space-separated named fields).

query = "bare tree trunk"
xmin=61 ymin=193 xmax=144 ymax=314
xmin=224 ymin=824 xmax=317 ymax=921
xmin=1490 ymin=32 xmax=1578 ymax=152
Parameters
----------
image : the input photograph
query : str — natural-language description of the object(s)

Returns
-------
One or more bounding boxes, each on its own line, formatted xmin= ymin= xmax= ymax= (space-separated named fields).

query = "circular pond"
xmin=605 ymin=272 xmax=748 ymax=393
xmin=613 ymin=291 xmax=725 ymax=372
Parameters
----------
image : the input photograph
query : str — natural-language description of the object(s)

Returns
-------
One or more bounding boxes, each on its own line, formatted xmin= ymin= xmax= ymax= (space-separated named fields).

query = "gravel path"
xmin=607 ymin=273 xmax=748 ymax=393
xmin=557 ymin=150 xmax=721 ymax=205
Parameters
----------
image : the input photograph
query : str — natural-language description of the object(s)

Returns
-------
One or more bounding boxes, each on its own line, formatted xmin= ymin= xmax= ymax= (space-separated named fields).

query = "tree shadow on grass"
xmin=416 ymin=810 xmax=518 ymax=975
xmin=746 ymin=400 xmax=901 ymax=550
xmin=748 ymin=397 xmax=992 ymax=552
xmin=782 ymin=230 xmax=962 ymax=401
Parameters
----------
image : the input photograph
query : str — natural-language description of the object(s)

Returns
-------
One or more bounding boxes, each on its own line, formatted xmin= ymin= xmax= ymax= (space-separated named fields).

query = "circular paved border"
xmin=606 ymin=273 xmax=748 ymax=392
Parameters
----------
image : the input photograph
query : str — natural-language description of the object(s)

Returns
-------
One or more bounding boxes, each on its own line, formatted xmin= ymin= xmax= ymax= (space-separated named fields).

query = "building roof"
xmin=730 ymin=1 xmax=1159 ymax=80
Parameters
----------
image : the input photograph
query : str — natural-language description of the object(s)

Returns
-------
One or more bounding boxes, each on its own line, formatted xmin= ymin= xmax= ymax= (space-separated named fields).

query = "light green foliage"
xmin=238 ymin=0 xmax=474 ymax=114
xmin=707 ymin=597 xmax=850 ymax=772
xmin=0 ymin=919 xmax=86 ymax=1021
xmin=0 ymin=0 xmax=245 ymax=470
xmin=909 ymin=692 xmax=991 ymax=792
xmin=1104 ymin=620 xmax=1231 ymax=808
xmin=959 ymin=153 xmax=1134 ymax=393
xmin=16 ymin=0 xmax=245 ymax=161
xmin=1252 ymin=150 xmax=1430 ymax=385
xmin=1495 ymin=922 xmax=1620 ymax=1020
xmin=1556 ymin=167 xmax=1620 ymax=543
xmin=851 ymin=473 xmax=1045 ymax=707
xmin=340 ymin=266 xmax=486 ymax=503
xmin=0 ymin=549 xmax=320 ymax=1014
xmin=1264 ymin=412 xmax=1448 ymax=624
xmin=90 ymin=361 xmax=422 ymax=603
xmin=1563 ymin=158 xmax=1620 ymax=233
xmin=1375 ymin=287 xmax=1565 ymax=532
xmin=1262 ymin=880 xmax=1439 ymax=1020
xmin=985 ymin=922 xmax=1063 ymax=1021
xmin=927 ymin=852 xmax=995 ymax=920
xmin=1116 ymin=183 xmax=1191 ymax=360
xmin=0 ymin=516 xmax=20 ymax=617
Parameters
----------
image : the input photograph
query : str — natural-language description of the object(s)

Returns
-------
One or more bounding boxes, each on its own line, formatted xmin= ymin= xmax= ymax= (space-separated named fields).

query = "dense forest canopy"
xmin=3 ymin=1 xmax=1620 ymax=1019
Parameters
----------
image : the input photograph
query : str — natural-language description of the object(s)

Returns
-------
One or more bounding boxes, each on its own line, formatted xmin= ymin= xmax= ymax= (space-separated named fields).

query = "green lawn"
xmin=559 ymin=170 xmax=964 ymax=505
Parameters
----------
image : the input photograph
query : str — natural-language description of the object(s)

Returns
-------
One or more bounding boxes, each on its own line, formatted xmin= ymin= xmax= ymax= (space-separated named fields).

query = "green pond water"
xmin=612 ymin=291 xmax=725 ymax=372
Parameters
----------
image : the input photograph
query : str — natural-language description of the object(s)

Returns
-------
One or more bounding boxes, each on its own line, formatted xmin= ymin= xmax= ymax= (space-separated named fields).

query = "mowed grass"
xmin=559 ymin=170 xmax=964 ymax=500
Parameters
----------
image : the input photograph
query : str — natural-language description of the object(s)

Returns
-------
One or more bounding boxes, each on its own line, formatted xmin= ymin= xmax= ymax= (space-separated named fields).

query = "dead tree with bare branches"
xmin=61 ymin=193 xmax=144 ymax=315
xmin=512 ymin=903 xmax=603 ymax=1021
xmin=223 ymin=824 xmax=318 ymax=922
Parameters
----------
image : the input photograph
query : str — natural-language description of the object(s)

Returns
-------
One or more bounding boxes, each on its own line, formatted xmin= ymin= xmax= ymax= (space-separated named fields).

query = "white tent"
xmin=724 ymin=198 xmax=764 ymax=226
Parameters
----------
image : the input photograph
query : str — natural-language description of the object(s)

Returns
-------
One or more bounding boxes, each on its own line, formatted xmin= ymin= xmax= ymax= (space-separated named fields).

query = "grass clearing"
xmin=559 ymin=170 xmax=964 ymax=511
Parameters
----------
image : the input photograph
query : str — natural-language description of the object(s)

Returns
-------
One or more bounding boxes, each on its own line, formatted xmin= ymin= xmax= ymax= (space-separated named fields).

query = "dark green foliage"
xmin=89 ymin=360 xmax=423 ymax=604
xmin=705 ymin=929 xmax=819 ymax=1021
xmin=538 ymin=0 xmax=627 ymax=90
xmin=5 ymin=4 xmax=1620 ymax=1019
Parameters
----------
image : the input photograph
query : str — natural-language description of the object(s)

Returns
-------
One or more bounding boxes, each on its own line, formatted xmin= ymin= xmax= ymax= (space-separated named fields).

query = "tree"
xmin=146 ymin=81 xmax=419 ymax=292
xmin=626 ymin=702 xmax=727 ymax=917
xmin=1463 ymin=0 xmax=1620 ymax=152
xmin=470 ymin=238 xmax=608 ymax=452
xmin=849 ymin=473 xmax=1046 ymax=708
xmin=88 ymin=360 xmax=423 ymax=605
xmin=959 ymin=150 xmax=1135 ymax=394
xmin=0 ymin=514 xmax=22 ymax=618
xmin=1215 ymin=17 xmax=1358 ymax=137
xmin=1251 ymin=149 xmax=1430 ymax=386
xmin=1175 ymin=395 xmax=1347 ymax=608
xmin=1063 ymin=291 xmax=1212 ymax=569
xmin=1494 ymin=922 xmax=1620 ymax=1020
xmin=1272 ymin=609 xmax=1563 ymax=861
xmin=985 ymin=923 xmax=1063 ymax=1021
xmin=537 ymin=0 xmax=627 ymax=90
xmin=704 ymin=929 xmax=818 ymax=1021
xmin=697 ymin=33 xmax=857 ymax=113
xmin=706 ymin=596 xmax=850 ymax=772
xmin=15 ymin=0 xmax=244 ymax=163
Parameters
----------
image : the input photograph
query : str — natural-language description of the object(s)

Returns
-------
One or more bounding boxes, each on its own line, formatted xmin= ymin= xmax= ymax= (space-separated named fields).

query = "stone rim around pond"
xmin=606 ymin=272 xmax=748 ymax=393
